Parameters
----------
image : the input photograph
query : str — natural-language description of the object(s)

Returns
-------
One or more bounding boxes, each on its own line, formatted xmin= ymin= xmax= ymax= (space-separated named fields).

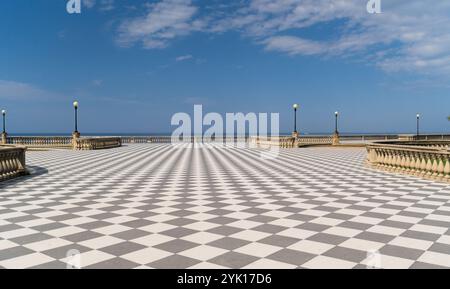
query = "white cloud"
xmin=175 ymin=54 xmax=193 ymax=62
xmin=83 ymin=0 xmax=96 ymax=9
xmin=82 ymin=0 xmax=115 ymax=11
xmin=236 ymin=0 xmax=450 ymax=74
xmin=115 ymin=0 xmax=450 ymax=75
xmin=0 ymin=80 xmax=64 ymax=101
xmin=117 ymin=0 xmax=203 ymax=49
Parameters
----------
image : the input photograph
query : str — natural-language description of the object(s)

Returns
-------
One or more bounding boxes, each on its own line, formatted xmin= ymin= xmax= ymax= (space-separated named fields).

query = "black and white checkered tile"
xmin=1 ymin=144 xmax=450 ymax=269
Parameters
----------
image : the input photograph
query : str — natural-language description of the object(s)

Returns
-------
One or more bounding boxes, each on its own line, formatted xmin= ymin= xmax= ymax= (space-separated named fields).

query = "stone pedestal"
xmin=332 ymin=132 xmax=340 ymax=146
xmin=292 ymin=131 xmax=299 ymax=138
xmin=1 ymin=132 xmax=7 ymax=145
xmin=72 ymin=131 xmax=80 ymax=149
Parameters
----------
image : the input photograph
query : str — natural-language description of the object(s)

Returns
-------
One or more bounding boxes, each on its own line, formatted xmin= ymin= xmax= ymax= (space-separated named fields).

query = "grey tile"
xmin=100 ymin=242 xmax=146 ymax=256
xmin=259 ymin=235 xmax=299 ymax=248
xmin=401 ymin=230 xmax=440 ymax=242
xmin=207 ymin=226 xmax=242 ymax=236
xmin=267 ymin=249 xmax=315 ymax=266
xmin=379 ymin=244 xmax=424 ymax=260
xmin=155 ymin=239 xmax=198 ymax=253
xmin=307 ymin=233 xmax=347 ymax=245
xmin=10 ymin=233 xmax=53 ymax=245
xmin=428 ymin=242 xmax=450 ymax=254
xmin=161 ymin=227 xmax=197 ymax=238
xmin=64 ymin=231 xmax=103 ymax=242
xmin=252 ymin=224 xmax=286 ymax=234
xmin=148 ymin=255 xmax=200 ymax=269
xmin=85 ymin=257 xmax=139 ymax=269
xmin=410 ymin=262 xmax=449 ymax=269
xmin=42 ymin=244 xmax=91 ymax=259
xmin=30 ymin=260 xmax=68 ymax=269
xmin=209 ymin=252 xmax=258 ymax=268
xmin=324 ymin=246 xmax=368 ymax=263
xmin=0 ymin=246 xmax=34 ymax=261
xmin=208 ymin=237 xmax=251 ymax=250
xmin=355 ymin=232 xmax=396 ymax=243
xmin=112 ymin=229 xmax=149 ymax=240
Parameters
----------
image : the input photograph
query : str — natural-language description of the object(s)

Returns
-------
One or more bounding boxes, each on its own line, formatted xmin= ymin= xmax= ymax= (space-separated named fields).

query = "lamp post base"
xmin=292 ymin=131 xmax=299 ymax=138
xmin=72 ymin=131 xmax=80 ymax=150
xmin=332 ymin=132 xmax=340 ymax=146
xmin=1 ymin=132 xmax=7 ymax=145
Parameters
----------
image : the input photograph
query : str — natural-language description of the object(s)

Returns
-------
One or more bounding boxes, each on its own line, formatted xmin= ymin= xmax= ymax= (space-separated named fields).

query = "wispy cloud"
xmin=114 ymin=0 xmax=450 ymax=76
xmin=175 ymin=54 xmax=193 ymax=62
xmin=0 ymin=80 xmax=65 ymax=101
xmin=83 ymin=0 xmax=115 ymax=11
xmin=117 ymin=0 xmax=204 ymax=49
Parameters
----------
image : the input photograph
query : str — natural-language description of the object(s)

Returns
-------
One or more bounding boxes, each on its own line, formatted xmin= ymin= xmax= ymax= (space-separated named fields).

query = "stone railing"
xmin=296 ymin=135 xmax=333 ymax=146
xmin=366 ymin=141 xmax=450 ymax=182
xmin=0 ymin=145 xmax=27 ymax=182
xmin=249 ymin=136 xmax=297 ymax=148
xmin=120 ymin=136 xmax=250 ymax=144
xmin=74 ymin=137 xmax=122 ymax=150
xmin=7 ymin=136 xmax=72 ymax=148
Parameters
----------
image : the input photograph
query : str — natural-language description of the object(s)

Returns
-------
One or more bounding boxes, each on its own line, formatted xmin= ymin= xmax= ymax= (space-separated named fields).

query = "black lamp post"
xmin=2 ymin=110 xmax=5 ymax=134
xmin=73 ymin=101 xmax=79 ymax=133
xmin=416 ymin=114 xmax=420 ymax=136
xmin=335 ymin=111 xmax=339 ymax=134
xmin=293 ymin=104 xmax=299 ymax=134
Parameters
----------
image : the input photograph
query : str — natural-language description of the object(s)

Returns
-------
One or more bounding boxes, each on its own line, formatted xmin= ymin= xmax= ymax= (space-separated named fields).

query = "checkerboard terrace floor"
xmin=1 ymin=144 xmax=450 ymax=269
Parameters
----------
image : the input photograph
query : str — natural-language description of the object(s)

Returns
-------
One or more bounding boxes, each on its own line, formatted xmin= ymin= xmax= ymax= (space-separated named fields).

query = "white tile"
xmin=181 ymin=232 xmax=223 ymax=244
xmin=288 ymin=240 xmax=334 ymax=255
xmin=234 ymin=243 xmax=282 ymax=258
xmin=230 ymin=230 xmax=271 ymax=242
xmin=303 ymin=256 xmax=356 ymax=269
xmin=79 ymin=236 xmax=123 ymax=250
xmin=243 ymin=258 xmax=296 ymax=269
xmin=179 ymin=245 xmax=227 ymax=261
xmin=340 ymin=238 xmax=385 ymax=251
xmin=389 ymin=236 xmax=433 ymax=251
xmin=25 ymin=238 xmax=72 ymax=252
xmin=418 ymin=251 xmax=450 ymax=267
xmin=361 ymin=254 xmax=414 ymax=269
xmin=278 ymin=228 xmax=317 ymax=239
xmin=121 ymin=248 xmax=172 ymax=265
xmin=132 ymin=234 xmax=174 ymax=247
xmin=0 ymin=253 xmax=54 ymax=269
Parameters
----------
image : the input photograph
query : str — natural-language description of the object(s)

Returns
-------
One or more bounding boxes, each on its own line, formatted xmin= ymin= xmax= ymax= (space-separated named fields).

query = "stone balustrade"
xmin=366 ymin=141 xmax=450 ymax=182
xmin=0 ymin=145 xmax=27 ymax=182
xmin=249 ymin=136 xmax=297 ymax=148
xmin=121 ymin=136 xmax=250 ymax=144
xmin=73 ymin=137 xmax=122 ymax=150
xmin=296 ymin=136 xmax=333 ymax=146
xmin=7 ymin=136 xmax=72 ymax=148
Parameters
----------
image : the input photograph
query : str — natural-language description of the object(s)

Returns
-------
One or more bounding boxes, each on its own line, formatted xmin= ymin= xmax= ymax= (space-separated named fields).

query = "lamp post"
xmin=2 ymin=110 xmax=6 ymax=134
xmin=292 ymin=104 xmax=299 ymax=137
xmin=73 ymin=101 xmax=79 ymax=132
xmin=416 ymin=114 xmax=420 ymax=137
xmin=1 ymin=110 xmax=6 ymax=144
xmin=333 ymin=111 xmax=340 ymax=145
xmin=334 ymin=111 xmax=339 ymax=134
xmin=72 ymin=101 xmax=80 ymax=141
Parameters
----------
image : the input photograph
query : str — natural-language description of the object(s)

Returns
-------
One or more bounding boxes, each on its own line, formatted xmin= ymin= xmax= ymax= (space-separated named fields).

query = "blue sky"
xmin=1 ymin=0 xmax=450 ymax=134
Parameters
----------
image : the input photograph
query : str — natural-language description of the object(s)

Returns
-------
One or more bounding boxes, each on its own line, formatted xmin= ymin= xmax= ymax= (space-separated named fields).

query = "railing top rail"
xmin=0 ymin=145 xmax=27 ymax=152
xmin=367 ymin=141 xmax=450 ymax=154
